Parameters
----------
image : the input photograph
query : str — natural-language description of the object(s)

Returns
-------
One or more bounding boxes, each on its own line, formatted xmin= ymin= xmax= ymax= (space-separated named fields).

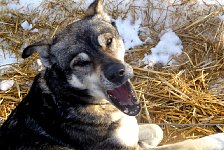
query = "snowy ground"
xmin=4 ymin=0 xmax=224 ymax=67
xmin=142 ymin=30 xmax=183 ymax=67
xmin=0 ymin=50 xmax=17 ymax=67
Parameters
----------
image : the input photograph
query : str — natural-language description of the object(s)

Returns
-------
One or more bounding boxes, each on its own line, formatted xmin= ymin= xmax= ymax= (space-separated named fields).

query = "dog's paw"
xmin=198 ymin=133 xmax=224 ymax=150
xmin=178 ymin=133 xmax=224 ymax=150
xmin=151 ymin=133 xmax=224 ymax=150
xmin=138 ymin=124 xmax=163 ymax=147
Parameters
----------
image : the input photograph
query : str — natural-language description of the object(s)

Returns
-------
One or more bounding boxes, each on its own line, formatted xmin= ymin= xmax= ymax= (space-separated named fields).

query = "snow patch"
xmin=197 ymin=0 xmax=224 ymax=5
xmin=21 ymin=21 xmax=33 ymax=31
xmin=115 ymin=16 xmax=143 ymax=50
xmin=0 ymin=80 xmax=14 ymax=91
xmin=0 ymin=50 xmax=17 ymax=66
xmin=31 ymin=28 xmax=39 ymax=33
xmin=72 ymin=0 xmax=131 ymax=11
xmin=72 ymin=0 xmax=93 ymax=9
xmin=143 ymin=30 xmax=183 ymax=67
xmin=218 ymin=15 xmax=224 ymax=20
xmin=7 ymin=0 xmax=43 ymax=12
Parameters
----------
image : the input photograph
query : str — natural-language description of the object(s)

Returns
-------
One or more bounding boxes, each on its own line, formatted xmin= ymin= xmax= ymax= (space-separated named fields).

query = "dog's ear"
xmin=22 ymin=39 xmax=55 ymax=67
xmin=86 ymin=0 xmax=110 ymax=21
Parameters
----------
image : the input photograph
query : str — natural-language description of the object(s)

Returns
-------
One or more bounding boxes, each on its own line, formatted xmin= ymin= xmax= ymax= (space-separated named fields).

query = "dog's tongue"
xmin=107 ymin=81 xmax=141 ymax=116
xmin=108 ymin=83 xmax=133 ymax=105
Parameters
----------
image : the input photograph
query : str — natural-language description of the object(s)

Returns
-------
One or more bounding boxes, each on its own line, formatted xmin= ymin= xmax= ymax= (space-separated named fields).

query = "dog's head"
xmin=22 ymin=0 xmax=141 ymax=116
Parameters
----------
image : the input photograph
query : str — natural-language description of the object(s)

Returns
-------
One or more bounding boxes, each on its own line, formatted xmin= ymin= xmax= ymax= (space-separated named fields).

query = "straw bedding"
xmin=0 ymin=0 xmax=223 ymax=144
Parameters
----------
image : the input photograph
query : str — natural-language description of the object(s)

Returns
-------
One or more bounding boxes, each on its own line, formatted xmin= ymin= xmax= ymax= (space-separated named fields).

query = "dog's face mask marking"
xmin=22 ymin=0 xmax=141 ymax=116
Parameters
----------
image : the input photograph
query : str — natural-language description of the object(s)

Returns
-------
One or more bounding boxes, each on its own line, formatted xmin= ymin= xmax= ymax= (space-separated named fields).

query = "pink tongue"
xmin=108 ymin=84 xmax=134 ymax=105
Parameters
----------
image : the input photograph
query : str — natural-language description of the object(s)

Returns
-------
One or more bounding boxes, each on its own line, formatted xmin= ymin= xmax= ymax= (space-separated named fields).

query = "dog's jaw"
xmin=100 ymin=63 xmax=141 ymax=116
xmin=107 ymin=81 xmax=141 ymax=116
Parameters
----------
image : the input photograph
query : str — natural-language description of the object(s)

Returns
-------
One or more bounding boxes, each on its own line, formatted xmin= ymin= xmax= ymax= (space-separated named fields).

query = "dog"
xmin=1 ymin=0 xmax=224 ymax=149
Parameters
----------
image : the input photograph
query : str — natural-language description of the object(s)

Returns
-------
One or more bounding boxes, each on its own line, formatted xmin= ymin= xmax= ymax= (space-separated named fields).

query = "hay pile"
xmin=0 ymin=0 xmax=224 ymax=144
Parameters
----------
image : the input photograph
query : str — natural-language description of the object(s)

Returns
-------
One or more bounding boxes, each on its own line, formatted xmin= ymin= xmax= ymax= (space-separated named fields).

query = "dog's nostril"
xmin=118 ymin=69 xmax=125 ymax=76
xmin=104 ymin=63 xmax=126 ymax=83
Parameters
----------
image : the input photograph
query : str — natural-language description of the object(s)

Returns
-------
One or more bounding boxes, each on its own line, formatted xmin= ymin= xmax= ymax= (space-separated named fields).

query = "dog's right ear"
xmin=86 ymin=0 xmax=110 ymax=21
xmin=86 ymin=0 xmax=104 ymax=16
xmin=22 ymin=39 xmax=55 ymax=67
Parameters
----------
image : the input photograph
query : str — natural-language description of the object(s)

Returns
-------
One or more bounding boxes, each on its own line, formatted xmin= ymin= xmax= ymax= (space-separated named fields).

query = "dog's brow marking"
xmin=69 ymin=75 xmax=85 ymax=89
xmin=78 ymin=53 xmax=90 ymax=61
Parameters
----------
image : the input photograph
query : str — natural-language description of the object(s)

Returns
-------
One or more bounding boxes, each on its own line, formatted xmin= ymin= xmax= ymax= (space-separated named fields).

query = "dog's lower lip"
xmin=106 ymin=81 xmax=141 ymax=116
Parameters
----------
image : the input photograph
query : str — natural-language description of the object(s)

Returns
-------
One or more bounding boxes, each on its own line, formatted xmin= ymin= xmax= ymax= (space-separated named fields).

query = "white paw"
xmin=201 ymin=133 xmax=224 ymax=149
xmin=139 ymin=124 xmax=163 ymax=147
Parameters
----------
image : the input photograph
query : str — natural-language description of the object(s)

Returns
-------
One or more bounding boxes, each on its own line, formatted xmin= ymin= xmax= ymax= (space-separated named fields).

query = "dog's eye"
xmin=73 ymin=60 xmax=91 ymax=67
xmin=70 ymin=53 xmax=92 ymax=68
xmin=106 ymin=38 xmax=113 ymax=47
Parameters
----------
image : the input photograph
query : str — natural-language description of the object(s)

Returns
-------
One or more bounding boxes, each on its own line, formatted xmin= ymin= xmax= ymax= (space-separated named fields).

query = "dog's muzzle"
xmin=103 ymin=63 xmax=141 ymax=116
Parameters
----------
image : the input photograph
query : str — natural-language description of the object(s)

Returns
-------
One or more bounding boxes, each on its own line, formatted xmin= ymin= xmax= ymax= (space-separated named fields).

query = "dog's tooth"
xmin=130 ymin=111 xmax=134 ymax=115
xmin=124 ymin=108 xmax=129 ymax=114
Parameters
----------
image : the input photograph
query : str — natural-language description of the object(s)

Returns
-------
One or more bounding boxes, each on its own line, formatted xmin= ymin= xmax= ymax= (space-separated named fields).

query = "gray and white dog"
xmin=0 ymin=0 xmax=224 ymax=149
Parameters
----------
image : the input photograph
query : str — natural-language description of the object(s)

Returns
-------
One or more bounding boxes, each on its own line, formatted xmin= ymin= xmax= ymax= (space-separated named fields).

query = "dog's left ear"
xmin=22 ymin=39 xmax=55 ymax=67
xmin=86 ymin=0 xmax=110 ymax=21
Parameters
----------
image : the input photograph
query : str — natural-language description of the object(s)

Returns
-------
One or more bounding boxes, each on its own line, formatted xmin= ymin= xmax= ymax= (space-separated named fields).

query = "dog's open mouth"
xmin=107 ymin=81 xmax=141 ymax=116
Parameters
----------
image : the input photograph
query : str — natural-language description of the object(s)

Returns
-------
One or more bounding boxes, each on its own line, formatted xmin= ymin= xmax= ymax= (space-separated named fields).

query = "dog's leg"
xmin=138 ymin=124 xmax=163 ymax=148
xmin=144 ymin=133 xmax=224 ymax=150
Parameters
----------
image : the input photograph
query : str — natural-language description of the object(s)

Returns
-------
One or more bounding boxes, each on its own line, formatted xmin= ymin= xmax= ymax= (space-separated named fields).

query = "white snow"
xmin=0 ymin=50 xmax=17 ymax=66
xmin=2 ymin=0 xmax=223 ymax=69
xmin=115 ymin=16 xmax=143 ymax=50
xmin=0 ymin=80 xmax=14 ymax=91
xmin=21 ymin=21 xmax=33 ymax=31
xmin=72 ymin=0 xmax=94 ymax=9
xmin=32 ymin=18 xmax=38 ymax=24
xmin=143 ymin=30 xmax=183 ymax=67
xmin=218 ymin=15 xmax=224 ymax=20
xmin=71 ymin=0 xmax=147 ymax=10
xmin=197 ymin=0 xmax=224 ymax=5
xmin=31 ymin=28 xmax=39 ymax=33
xmin=7 ymin=0 xmax=43 ymax=12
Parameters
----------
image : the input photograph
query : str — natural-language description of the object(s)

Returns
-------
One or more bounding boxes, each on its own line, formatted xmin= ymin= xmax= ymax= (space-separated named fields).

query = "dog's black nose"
xmin=104 ymin=63 xmax=126 ymax=83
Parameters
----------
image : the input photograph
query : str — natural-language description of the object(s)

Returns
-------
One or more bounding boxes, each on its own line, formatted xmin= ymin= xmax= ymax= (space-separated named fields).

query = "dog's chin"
xmin=106 ymin=81 xmax=141 ymax=116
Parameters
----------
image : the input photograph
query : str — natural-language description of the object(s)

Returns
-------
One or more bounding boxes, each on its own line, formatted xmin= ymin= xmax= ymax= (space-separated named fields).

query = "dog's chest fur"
xmin=69 ymin=106 xmax=139 ymax=149
xmin=111 ymin=112 xmax=139 ymax=147
xmin=59 ymin=97 xmax=139 ymax=149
